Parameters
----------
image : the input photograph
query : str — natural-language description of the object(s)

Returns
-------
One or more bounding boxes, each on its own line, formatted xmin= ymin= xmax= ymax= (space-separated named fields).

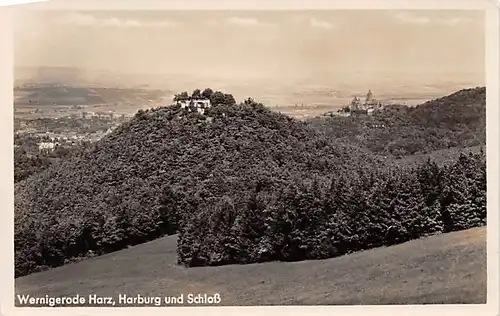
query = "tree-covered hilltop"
xmin=14 ymin=91 xmax=380 ymax=277
xmin=306 ymin=87 xmax=486 ymax=157
xmin=172 ymin=88 xmax=236 ymax=106
xmin=14 ymin=88 xmax=487 ymax=278
xmin=14 ymin=87 xmax=486 ymax=183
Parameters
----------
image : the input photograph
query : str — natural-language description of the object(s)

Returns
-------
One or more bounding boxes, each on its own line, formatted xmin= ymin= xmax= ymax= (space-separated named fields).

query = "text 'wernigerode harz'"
xmin=16 ymin=293 xmax=222 ymax=306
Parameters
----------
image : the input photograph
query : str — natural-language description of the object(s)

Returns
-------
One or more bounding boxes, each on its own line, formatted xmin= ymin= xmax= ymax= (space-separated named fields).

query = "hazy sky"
xmin=13 ymin=10 xmax=485 ymax=86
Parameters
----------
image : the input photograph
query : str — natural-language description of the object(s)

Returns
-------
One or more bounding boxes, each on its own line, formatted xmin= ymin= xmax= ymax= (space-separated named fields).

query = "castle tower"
xmin=366 ymin=89 xmax=373 ymax=102
xmin=350 ymin=96 xmax=361 ymax=110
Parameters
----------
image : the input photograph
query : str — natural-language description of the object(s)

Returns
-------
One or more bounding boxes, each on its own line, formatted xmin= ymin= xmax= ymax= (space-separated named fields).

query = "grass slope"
xmin=15 ymin=227 xmax=486 ymax=306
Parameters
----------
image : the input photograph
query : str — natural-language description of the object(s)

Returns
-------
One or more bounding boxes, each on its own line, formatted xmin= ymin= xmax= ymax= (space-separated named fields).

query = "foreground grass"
xmin=15 ymin=227 xmax=486 ymax=306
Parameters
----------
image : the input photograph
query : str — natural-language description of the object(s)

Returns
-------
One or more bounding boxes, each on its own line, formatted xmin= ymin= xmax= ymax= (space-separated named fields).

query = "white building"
xmin=38 ymin=142 xmax=56 ymax=152
xmin=176 ymin=99 xmax=211 ymax=114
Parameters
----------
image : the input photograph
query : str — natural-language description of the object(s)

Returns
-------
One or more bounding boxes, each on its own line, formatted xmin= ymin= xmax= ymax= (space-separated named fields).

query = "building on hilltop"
xmin=345 ymin=89 xmax=384 ymax=115
xmin=175 ymin=99 xmax=211 ymax=115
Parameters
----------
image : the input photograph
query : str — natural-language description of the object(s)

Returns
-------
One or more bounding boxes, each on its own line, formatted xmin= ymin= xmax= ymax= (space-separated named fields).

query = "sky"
xmin=13 ymin=10 xmax=485 ymax=88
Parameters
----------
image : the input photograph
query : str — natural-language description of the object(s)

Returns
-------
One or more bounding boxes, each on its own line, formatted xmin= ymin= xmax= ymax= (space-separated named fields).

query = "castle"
xmin=348 ymin=89 xmax=383 ymax=115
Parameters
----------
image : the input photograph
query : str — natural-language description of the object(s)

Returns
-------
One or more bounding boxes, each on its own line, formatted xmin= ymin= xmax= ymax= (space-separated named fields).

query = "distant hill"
xmin=14 ymin=87 xmax=105 ymax=105
xmin=307 ymin=87 xmax=486 ymax=157
xmin=14 ymin=86 xmax=169 ymax=106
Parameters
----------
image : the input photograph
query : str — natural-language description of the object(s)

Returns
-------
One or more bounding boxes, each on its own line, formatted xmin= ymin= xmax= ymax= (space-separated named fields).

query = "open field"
xmin=15 ymin=227 xmax=486 ymax=306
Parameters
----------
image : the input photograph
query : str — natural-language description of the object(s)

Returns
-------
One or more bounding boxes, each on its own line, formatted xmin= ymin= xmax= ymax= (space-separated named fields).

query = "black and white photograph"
xmin=2 ymin=0 xmax=499 ymax=312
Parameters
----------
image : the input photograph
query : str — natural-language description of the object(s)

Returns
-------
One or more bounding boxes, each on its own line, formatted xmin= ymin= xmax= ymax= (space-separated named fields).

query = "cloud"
xmin=309 ymin=18 xmax=335 ymax=30
xmin=225 ymin=16 xmax=272 ymax=27
xmin=62 ymin=12 xmax=97 ymax=26
xmin=55 ymin=12 xmax=179 ymax=28
xmin=289 ymin=15 xmax=336 ymax=30
xmin=392 ymin=12 xmax=473 ymax=26
xmin=393 ymin=12 xmax=431 ymax=24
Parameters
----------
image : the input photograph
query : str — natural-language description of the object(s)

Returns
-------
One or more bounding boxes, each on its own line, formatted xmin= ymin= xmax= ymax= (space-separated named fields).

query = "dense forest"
xmin=14 ymin=87 xmax=487 ymax=277
xmin=178 ymin=150 xmax=485 ymax=266
xmin=14 ymin=147 xmax=51 ymax=183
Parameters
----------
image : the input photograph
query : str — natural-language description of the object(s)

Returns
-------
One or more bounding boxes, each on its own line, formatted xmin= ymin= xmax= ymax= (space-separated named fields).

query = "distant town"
xmin=13 ymin=66 xmax=176 ymax=155
xmin=15 ymin=114 xmax=128 ymax=152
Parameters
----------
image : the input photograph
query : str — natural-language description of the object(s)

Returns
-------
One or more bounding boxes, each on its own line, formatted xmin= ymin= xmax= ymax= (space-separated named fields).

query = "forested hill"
xmin=14 ymin=88 xmax=486 ymax=278
xmin=306 ymin=87 xmax=486 ymax=157
xmin=14 ymin=98 xmax=380 ymax=277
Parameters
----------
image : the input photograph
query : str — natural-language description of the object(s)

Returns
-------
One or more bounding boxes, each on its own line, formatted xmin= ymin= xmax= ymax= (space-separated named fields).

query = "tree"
xmin=173 ymin=92 xmax=189 ymax=102
xmin=210 ymin=91 xmax=226 ymax=106
xmin=201 ymin=88 xmax=213 ymax=99
xmin=244 ymin=97 xmax=255 ymax=105
xmin=224 ymin=94 xmax=236 ymax=106
xmin=417 ymin=158 xmax=443 ymax=207
xmin=191 ymin=89 xmax=202 ymax=100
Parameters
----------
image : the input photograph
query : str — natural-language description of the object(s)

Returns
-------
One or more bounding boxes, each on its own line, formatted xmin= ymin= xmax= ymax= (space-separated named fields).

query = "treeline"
xmin=307 ymin=87 xmax=486 ymax=157
xmin=14 ymin=88 xmax=487 ymax=277
xmin=173 ymin=88 xmax=236 ymax=106
xmin=177 ymin=150 xmax=486 ymax=266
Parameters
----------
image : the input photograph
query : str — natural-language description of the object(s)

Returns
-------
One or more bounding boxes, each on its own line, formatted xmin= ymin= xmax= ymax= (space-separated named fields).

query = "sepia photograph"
xmin=3 ymin=0 xmax=498 ymax=312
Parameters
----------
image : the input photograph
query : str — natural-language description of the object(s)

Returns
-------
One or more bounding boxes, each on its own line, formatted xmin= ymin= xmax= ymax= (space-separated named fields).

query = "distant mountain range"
xmin=14 ymin=84 xmax=173 ymax=107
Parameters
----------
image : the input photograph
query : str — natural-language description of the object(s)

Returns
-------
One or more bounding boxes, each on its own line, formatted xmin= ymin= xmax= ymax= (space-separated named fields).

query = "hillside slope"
xmin=15 ymin=227 xmax=487 ymax=306
xmin=307 ymin=87 xmax=486 ymax=157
